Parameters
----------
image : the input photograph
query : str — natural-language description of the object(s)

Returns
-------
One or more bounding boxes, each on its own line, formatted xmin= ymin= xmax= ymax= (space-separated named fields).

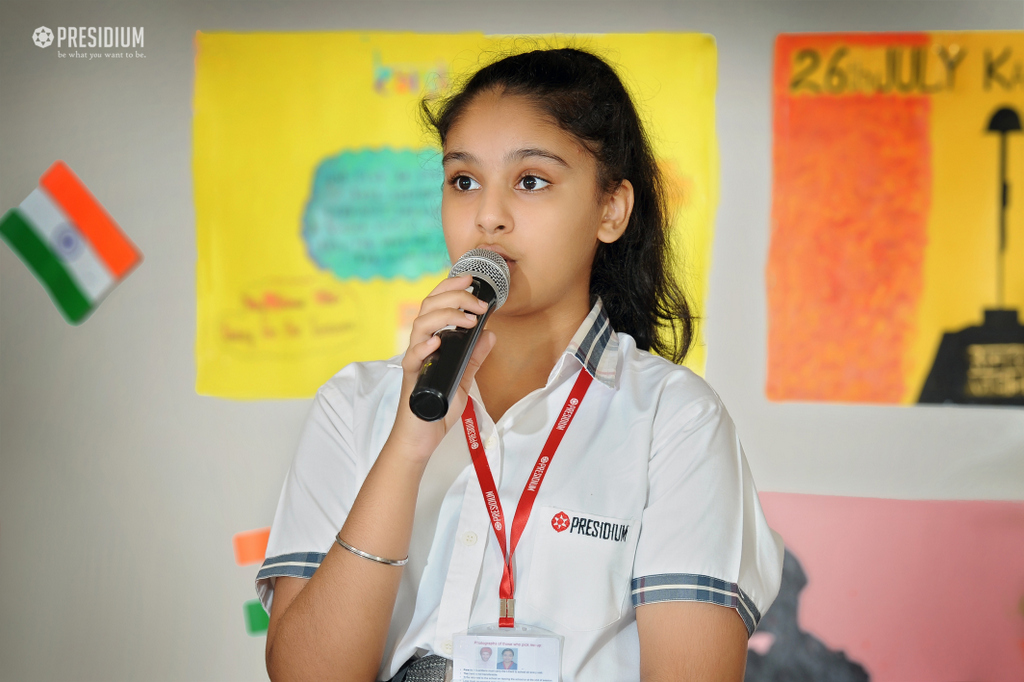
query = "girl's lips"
xmin=478 ymin=246 xmax=516 ymax=266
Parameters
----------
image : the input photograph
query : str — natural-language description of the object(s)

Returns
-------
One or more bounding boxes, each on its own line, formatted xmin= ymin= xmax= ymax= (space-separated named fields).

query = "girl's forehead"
xmin=443 ymin=91 xmax=590 ymax=160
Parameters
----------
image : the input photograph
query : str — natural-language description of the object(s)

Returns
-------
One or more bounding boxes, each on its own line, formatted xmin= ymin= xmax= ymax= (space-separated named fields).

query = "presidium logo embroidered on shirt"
xmin=551 ymin=511 xmax=629 ymax=542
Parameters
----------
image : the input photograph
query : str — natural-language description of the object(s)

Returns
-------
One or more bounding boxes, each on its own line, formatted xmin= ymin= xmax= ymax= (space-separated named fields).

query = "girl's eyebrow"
xmin=506 ymin=147 xmax=569 ymax=167
xmin=442 ymin=150 xmax=475 ymax=166
xmin=441 ymin=148 xmax=570 ymax=168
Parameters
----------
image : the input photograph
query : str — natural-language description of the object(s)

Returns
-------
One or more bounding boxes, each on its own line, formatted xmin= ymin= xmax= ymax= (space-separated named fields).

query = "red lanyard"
xmin=460 ymin=369 xmax=593 ymax=627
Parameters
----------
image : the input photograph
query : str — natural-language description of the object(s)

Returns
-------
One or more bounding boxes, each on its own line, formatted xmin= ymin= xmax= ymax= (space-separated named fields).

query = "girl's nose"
xmin=475 ymin=187 xmax=513 ymax=234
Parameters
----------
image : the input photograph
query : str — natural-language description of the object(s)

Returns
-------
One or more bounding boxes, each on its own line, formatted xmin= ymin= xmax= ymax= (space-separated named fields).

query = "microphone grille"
xmin=449 ymin=248 xmax=510 ymax=309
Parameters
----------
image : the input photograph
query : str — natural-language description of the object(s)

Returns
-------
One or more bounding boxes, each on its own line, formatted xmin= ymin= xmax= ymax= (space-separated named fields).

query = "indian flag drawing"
xmin=0 ymin=160 xmax=141 ymax=324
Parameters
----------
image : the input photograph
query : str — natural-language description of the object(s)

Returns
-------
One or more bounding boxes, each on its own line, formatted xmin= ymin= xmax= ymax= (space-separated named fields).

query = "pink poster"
xmin=752 ymin=492 xmax=1024 ymax=681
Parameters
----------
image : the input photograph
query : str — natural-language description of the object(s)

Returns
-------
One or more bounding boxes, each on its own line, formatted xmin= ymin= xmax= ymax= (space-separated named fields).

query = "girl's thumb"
xmin=462 ymin=330 xmax=496 ymax=386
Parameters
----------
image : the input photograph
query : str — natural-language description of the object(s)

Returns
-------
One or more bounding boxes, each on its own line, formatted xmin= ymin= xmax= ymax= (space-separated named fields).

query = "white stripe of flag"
xmin=19 ymin=188 xmax=115 ymax=303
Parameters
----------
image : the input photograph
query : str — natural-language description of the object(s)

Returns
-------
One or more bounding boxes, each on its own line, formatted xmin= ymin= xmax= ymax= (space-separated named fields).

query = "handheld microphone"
xmin=409 ymin=248 xmax=510 ymax=421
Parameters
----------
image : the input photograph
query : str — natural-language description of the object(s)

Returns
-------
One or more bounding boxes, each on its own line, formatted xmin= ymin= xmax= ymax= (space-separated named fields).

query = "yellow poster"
xmin=193 ymin=32 xmax=718 ymax=398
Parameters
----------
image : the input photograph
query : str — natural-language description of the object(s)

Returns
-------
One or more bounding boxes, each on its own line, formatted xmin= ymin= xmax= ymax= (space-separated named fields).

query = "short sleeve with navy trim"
xmin=255 ymin=362 xmax=391 ymax=612
xmin=629 ymin=371 xmax=783 ymax=636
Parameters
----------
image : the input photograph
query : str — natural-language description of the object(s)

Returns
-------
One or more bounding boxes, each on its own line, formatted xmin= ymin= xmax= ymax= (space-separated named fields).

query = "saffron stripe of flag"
xmin=40 ymin=161 xmax=140 ymax=278
xmin=0 ymin=161 xmax=141 ymax=324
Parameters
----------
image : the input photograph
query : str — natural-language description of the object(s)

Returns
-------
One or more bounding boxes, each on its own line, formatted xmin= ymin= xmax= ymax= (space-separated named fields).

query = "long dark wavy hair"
xmin=421 ymin=46 xmax=695 ymax=363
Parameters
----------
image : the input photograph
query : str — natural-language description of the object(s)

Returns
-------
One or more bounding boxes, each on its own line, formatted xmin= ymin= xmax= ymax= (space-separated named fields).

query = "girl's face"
xmin=441 ymin=90 xmax=631 ymax=319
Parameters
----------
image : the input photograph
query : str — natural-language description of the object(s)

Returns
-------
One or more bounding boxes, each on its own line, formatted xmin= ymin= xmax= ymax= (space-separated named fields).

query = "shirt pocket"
xmin=521 ymin=506 xmax=639 ymax=632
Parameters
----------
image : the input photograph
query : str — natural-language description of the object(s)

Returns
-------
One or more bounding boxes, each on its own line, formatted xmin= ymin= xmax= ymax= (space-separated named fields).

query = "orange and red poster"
xmin=767 ymin=32 xmax=1024 ymax=404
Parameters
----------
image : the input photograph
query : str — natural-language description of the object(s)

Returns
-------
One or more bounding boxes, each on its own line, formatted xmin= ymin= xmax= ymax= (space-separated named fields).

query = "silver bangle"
xmin=335 ymin=533 xmax=408 ymax=566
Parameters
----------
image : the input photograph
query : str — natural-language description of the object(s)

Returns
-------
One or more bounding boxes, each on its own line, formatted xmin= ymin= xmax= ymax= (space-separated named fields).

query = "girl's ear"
xmin=597 ymin=179 xmax=634 ymax=244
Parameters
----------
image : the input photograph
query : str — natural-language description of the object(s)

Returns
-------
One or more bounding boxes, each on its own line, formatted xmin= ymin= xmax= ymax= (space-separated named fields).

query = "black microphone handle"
xmin=409 ymin=278 xmax=498 ymax=421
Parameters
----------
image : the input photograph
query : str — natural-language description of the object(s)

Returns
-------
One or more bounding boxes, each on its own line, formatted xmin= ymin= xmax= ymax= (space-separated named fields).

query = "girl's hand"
xmin=388 ymin=274 xmax=497 ymax=463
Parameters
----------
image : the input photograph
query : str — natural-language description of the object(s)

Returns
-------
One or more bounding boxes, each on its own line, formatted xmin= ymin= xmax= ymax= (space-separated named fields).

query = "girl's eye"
xmin=517 ymin=175 xmax=550 ymax=191
xmin=452 ymin=175 xmax=480 ymax=191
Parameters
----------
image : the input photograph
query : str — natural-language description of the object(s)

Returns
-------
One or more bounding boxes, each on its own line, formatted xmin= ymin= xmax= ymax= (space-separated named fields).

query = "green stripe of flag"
xmin=0 ymin=208 xmax=92 ymax=323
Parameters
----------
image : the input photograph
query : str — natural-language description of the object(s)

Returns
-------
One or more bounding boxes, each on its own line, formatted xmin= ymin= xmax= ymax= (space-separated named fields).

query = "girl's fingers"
xmin=419 ymin=286 xmax=489 ymax=317
xmin=409 ymin=308 xmax=480 ymax=343
xmin=423 ymin=274 xmax=476 ymax=302
xmin=428 ymin=273 xmax=473 ymax=294
xmin=400 ymin=273 xmax=492 ymax=397
xmin=401 ymin=334 xmax=441 ymax=371
xmin=400 ymin=306 xmax=482 ymax=373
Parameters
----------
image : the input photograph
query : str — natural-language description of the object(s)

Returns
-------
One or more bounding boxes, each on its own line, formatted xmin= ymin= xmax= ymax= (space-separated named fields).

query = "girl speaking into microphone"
xmin=256 ymin=46 xmax=784 ymax=682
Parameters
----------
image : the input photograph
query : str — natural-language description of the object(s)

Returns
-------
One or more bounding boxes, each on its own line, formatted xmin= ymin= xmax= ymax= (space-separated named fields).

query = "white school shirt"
xmin=257 ymin=300 xmax=784 ymax=681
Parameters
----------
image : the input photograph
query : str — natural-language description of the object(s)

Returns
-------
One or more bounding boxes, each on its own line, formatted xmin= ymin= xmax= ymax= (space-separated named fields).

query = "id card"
xmin=452 ymin=623 xmax=562 ymax=682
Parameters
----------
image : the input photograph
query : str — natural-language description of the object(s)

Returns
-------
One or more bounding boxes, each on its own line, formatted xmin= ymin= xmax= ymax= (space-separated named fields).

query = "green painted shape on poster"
xmin=244 ymin=599 xmax=269 ymax=636
xmin=302 ymin=147 xmax=447 ymax=280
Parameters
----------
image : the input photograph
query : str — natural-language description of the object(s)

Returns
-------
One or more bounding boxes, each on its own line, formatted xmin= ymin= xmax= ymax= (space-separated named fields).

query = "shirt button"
xmin=485 ymin=435 xmax=497 ymax=449
xmin=442 ymin=640 xmax=453 ymax=654
xmin=462 ymin=531 xmax=478 ymax=546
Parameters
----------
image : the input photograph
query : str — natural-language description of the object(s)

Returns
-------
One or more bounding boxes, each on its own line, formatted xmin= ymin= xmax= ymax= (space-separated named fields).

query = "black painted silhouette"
xmin=989 ymin=106 xmax=1020 ymax=309
xmin=745 ymin=549 xmax=869 ymax=682
xmin=918 ymin=106 xmax=1023 ymax=406
xmin=918 ymin=309 xmax=1024 ymax=405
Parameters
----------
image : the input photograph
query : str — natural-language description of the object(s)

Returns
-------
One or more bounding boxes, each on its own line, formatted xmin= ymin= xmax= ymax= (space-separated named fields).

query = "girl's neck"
xmin=474 ymin=292 xmax=591 ymax=423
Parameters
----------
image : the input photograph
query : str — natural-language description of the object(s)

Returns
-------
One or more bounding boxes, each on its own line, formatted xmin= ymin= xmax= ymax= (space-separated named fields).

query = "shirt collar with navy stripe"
xmin=565 ymin=297 xmax=619 ymax=390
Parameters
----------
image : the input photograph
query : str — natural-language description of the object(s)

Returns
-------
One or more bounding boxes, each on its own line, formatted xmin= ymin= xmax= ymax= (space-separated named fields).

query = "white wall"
xmin=1 ymin=1 xmax=1021 ymax=680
